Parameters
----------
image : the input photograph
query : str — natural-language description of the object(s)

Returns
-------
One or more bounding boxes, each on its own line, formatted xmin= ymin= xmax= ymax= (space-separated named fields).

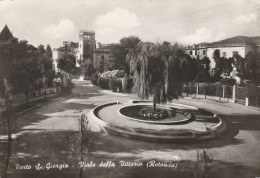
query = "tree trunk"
xmin=5 ymin=103 xmax=12 ymax=178
xmin=80 ymin=115 xmax=83 ymax=178
xmin=5 ymin=128 xmax=11 ymax=178
xmin=153 ymin=91 xmax=157 ymax=111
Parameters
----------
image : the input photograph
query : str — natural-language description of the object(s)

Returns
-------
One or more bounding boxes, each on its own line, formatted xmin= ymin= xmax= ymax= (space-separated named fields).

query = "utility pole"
xmin=63 ymin=41 xmax=69 ymax=54
xmin=63 ymin=41 xmax=71 ymax=76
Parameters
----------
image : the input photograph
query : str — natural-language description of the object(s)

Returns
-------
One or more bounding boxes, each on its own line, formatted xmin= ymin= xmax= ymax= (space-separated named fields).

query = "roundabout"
xmin=87 ymin=101 xmax=227 ymax=142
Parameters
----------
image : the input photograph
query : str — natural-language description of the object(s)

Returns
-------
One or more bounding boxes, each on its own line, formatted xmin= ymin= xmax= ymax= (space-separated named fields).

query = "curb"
xmin=15 ymin=95 xmax=73 ymax=116
xmin=181 ymin=97 xmax=260 ymax=113
xmin=0 ymin=94 xmax=73 ymax=126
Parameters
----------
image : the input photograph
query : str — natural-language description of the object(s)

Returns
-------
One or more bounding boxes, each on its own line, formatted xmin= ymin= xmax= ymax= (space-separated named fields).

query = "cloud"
xmin=43 ymin=19 xmax=76 ymax=39
xmin=234 ymin=13 xmax=257 ymax=24
xmin=94 ymin=7 xmax=141 ymax=35
xmin=179 ymin=27 xmax=225 ymax=44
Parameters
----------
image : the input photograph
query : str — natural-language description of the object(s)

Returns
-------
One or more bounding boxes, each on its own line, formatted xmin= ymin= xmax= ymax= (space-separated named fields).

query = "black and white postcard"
xmin=0 ymin=0 xmax=260 ymax=177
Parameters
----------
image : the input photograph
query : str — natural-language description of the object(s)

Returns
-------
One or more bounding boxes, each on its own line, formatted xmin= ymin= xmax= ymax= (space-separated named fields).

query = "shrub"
xmin=97 ymin=70 xmax=124 ymax=90
xmin=126 ymin=77 xmax=133 ymax=92
xmin=219 ymin=78 xmax=236 ymax=86
xmin=62 ymin=78 xmax=74 ymax=94
xmin=108 ymin=78 xmax=122 ymax=92
xmin=204 ymin=83 xmax=222 ymax=97
xmin=90 ymin=72 xmax=99 ymax=85
xmin=108 ymin=78 xmax=118 ymax=92
xmin=240 ymin=79 xmax=254 ymax=87
xmin=191 ymin=149 xmax=214 ymax=178
xmin=97 ymin=78 xmax=109 ymax=89
xmin=53 ymin=77 xmax=62 ymax=87
xmin=45 ymin=69 xmax=56 ymax=87
xmin=99 ymin=70 xmax=125 ymax=79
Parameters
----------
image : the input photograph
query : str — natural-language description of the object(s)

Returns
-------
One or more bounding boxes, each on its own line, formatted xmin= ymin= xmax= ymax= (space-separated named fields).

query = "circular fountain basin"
xmin=87 ymin=101 xmax=227 ymax=142
xmin=119 ymin=105 xmax=194 ymax=125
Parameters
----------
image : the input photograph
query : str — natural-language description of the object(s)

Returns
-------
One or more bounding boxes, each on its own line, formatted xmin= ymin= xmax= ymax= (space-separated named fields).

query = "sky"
xmin=0 ymin=0 xmax=259 ymax=48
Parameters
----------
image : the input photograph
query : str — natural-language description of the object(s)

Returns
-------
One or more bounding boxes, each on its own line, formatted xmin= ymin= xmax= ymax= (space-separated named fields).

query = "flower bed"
xmin=138 ymin=108 xmax=169 ymax=120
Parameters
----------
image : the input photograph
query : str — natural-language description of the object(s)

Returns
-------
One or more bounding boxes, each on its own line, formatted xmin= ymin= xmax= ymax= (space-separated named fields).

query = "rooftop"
xmin=207 ymin=36 xmax=256 ymax=47
xmin=250 ymin=36 xmax=260 ymax=46
xmin=186 ymin=35 xmax=260 ymax=49
xmin=186 ymin=42 xmax=208 ymax=49
xmin=0 ymin=25 xmax=14 ymax=42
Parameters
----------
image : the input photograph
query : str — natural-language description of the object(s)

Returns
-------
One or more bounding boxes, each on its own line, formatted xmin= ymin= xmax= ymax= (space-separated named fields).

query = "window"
xmin=190 ymin=51 xmax=193 ymax=55
xmin=203 ymin=50 xmax=206 ymax=55
xmin=195 ymin=50 xmax=197 ymax=55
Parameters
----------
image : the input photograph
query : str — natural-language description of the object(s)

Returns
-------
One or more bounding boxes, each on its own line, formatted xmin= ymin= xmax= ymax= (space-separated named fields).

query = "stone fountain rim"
xmin=87 ymin=101 xmax=227 ymax=142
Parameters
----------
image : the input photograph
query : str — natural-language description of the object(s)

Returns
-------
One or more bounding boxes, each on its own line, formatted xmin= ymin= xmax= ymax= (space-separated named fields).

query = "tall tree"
xmin=109 ymin=36 xmax=141 ymax=73
xmin=109 ymin=43 xmax=126 ymax=71
xmin=212 ymin=49 xmax=224 ymax=81
xmin=128 ymin=42 xmax=196 ymax=110
xmin=232 ymin=51 xmax=259 ymax=84
xmin=195 ymin=56 xmax=212 ymax=82
xmin=57 ymin=53 xmax=76 ymax=75
xmin=244 ymin=51 xmax=257 ymax=80
xmin=120 ymin=36 xmax=141 ymax=50
xmin=1 ymin=38 xmax=56 ymax=99
xmin=45 ymin=44 xmax=52 ymax=59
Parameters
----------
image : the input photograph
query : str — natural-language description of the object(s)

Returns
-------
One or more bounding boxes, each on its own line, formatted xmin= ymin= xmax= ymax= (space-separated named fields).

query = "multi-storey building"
xmin=93 ymin=43 xmax=112 ymax=72
xmin=186 ymin=36 xmax=260 ymax=70
xmin=185 ymin=43 xmax=208 ymax=60
xmin=53 ymin=30 xmax=113 ymax=74
xmin=77 ymin=30 xmax=96 ymax=63
xmin=52 ymin=42 xmax=79 ymax=73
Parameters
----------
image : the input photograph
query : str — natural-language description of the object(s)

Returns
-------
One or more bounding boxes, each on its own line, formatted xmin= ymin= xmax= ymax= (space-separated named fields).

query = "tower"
xmin=77 ymin=30 xmax=96 ymax=63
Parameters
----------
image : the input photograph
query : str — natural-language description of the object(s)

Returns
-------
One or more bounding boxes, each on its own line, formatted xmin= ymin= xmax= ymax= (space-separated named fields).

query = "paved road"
xmin=0 ymin=79 xmax=260 ymax=178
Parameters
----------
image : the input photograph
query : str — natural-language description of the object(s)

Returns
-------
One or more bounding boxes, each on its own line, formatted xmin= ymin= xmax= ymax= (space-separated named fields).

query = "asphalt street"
xmin=0 ymin=79 xmax=260 ymax=178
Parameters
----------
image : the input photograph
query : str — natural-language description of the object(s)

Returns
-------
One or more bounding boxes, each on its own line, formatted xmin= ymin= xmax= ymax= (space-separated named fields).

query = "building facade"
xmin=93 ymin=43 xmax=112 ymax=72
xmin=186 ymin=36 xmax=260 ymax=70
xmin=77 ymin=30 xmax=96 ymax=63
xmin=52 ymin=42 xmax=79 ymax=73
xmin=53 ymin=30 xmax=113 ymax=75
xmin=185 ymin=43 xmax=207 ymax=60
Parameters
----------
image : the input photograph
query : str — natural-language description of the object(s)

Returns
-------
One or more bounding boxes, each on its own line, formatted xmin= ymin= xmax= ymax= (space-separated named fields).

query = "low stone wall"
xmin=0 ymin=87 xmax=61 ymax=114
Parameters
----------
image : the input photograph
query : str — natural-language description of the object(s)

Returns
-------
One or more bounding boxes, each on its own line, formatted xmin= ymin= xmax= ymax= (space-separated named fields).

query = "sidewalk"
xmin=0 ymin=94 xmax=72 ymax=125
xmin=96 ymin=87 xmax=260 ymax=114
xmin=176 ymin=97 xmax=260 ymax=115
